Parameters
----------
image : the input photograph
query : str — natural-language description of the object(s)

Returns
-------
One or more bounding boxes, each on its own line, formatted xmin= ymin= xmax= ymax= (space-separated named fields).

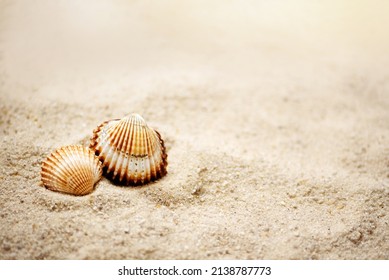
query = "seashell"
xmin=41 ymin=145 xmax=102 ymax=195
xmin=89 ymin=113 xmax=168 ymax=185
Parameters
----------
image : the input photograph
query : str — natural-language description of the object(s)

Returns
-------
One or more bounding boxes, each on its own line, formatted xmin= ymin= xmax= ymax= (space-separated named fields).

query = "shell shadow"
xmin=101 ymin=167 xmax=164 ymax=188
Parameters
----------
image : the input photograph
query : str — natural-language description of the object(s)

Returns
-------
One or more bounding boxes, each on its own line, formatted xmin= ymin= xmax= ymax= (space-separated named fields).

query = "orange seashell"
xmin=41 ymin=145 xmax=102 ymax=195
xmin=89 ymin=113 xmax=168 ymax=185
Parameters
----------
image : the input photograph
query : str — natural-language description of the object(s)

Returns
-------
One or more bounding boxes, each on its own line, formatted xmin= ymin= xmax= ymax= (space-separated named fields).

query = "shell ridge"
xmin=119 ymin=119 xmax=133 ymax=182
xmin=67 ymin=146 xmax=90 ymax=193
xmin=136 ymin=121 xmax=147 ymax=182
xmin=107 ymin=148 xmax=119 ymax=176
xmin=133 ymin=121 xmax=142 ymax=183
xmin=148 ymin=134 xmax=158 ymax=181
xmin=90 ymin=120 xmax=109 ymax=150
xmin=86 ymin=149 xmax=101 ymax=188
xmin=95 ymin=120 xmax=117 ymax=162
xmin=111 ymin=118 xmax=126 ymax=151
xmin=77 ymin=146 xmax=101 ymax=194
xmin=85 ymin=148 xmax=95 ymax=186
xmin=61 ymin=146 xmax=87 ymax=193
xmin=144 ymin=128 xmax=155 ymax=182
xmin=89 ymin=113 xmax=167 ymax=186
xmin=112 ymin=119 xmax=130 ymax=178
xmin=155 ymin=129 xmax=168 ymax=176
xmin=123 ymin=120 xmax=136 ymax=183
xmin=153 ymin=130 xmax=164 ymax=177
xmin=61 ymin=146 xmax=81 ymax=178
xmin=92 ymin=153 xmax=103 ymax=183
xmin=98 ymin=122 xmax=117 ymax=169
xmin=41 ymin=166 xmax=68 ymax=187
xmin=108 ymin=122 xmax=123 ymax=177
xmin=79 ymin=158 xmax=96 ymax=194
xmin=91 ymin=148 xmax=103 ymax=180
xmin=48 ymin=149 xmax=74 ymax=180
xmin=140 ymin=127 xmax=149 ymax=183
xmin=41 ymin=145 xmax=102 ymax=195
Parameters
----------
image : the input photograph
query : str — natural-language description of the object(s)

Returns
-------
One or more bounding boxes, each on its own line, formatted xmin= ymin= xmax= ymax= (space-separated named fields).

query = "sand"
xmin=0 ymin=0 xmax=388 ymax=259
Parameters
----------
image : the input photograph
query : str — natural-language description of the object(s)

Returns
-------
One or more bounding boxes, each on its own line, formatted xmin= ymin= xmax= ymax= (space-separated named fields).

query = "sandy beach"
xmin=1 ymin=0 xmax=388 ymax=259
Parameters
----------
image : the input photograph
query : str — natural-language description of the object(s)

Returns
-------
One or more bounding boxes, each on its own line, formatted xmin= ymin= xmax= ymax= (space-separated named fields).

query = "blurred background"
xmin=1 ymin=0 xmax=389 ymax=260
xmin=1 ymin=0 xmax=388 ymax=99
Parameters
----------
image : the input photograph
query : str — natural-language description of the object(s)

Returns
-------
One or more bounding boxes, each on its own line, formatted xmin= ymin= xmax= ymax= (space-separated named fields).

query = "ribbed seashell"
xmin=89 ymin=113 xmax=168 ymax=185
xmin=41 ymin=145 xmax=102 ymax=195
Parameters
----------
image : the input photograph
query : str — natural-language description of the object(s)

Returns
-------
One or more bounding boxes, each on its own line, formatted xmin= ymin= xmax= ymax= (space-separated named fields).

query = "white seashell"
xmin=41 ymin=145 xmax=102 ymax=195
xmin=89 ymin=113 xmax=168 ymax=185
